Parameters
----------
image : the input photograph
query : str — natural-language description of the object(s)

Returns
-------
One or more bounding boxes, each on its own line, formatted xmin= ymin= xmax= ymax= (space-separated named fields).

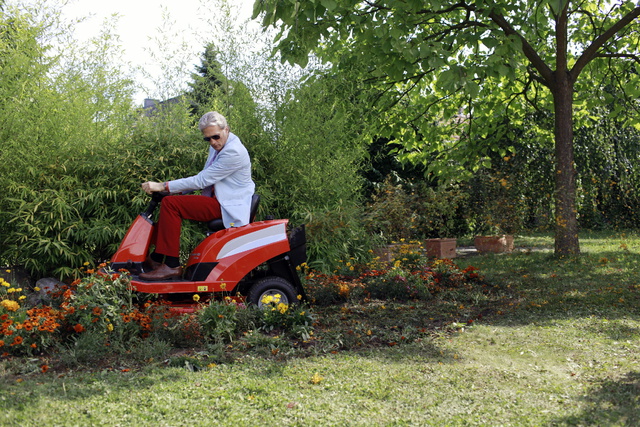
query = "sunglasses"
xmin=203 ymin=135 xmax=222 ymax=142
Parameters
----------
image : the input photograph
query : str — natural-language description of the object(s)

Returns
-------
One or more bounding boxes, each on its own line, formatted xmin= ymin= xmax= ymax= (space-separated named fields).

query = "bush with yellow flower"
xmin=259 ymin=293 xmax=314 ymax=340
xmin=1 ymin=274 xmax=63 ymax=356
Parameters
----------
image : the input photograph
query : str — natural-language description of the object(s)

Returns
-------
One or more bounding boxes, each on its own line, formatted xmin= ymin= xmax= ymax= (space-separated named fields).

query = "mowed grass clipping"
xmin=2 ymin=231 xmax=640 ymax=426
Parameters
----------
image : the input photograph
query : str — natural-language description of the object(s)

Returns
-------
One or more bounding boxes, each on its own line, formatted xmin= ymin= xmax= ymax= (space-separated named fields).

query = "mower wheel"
xmin=248 ymin=276 xmax=298 ymax=309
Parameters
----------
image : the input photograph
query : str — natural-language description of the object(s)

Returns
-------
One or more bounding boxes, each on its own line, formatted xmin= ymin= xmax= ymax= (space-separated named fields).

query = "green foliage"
xmin=466 ymin=171 xmax=528 ymax=235
xmin=364 ymin=176 xmax=471 ymax=241
xmin=198 ymin=295 xmax=313 ymax=343
xmin=255 ymin=0 xmax=640 ymax=254
xmin=0 ymin=7 xmax=141 ymax=277
xmin=364 ymin=177 xmax=418 ymax=241
xmin=0 ymin=1 xmax=376 ymax=277
xmin=198 ymin=299 xmax=242 ymax=344
xmin=253 ymin=71 xmax=375 ymax=269
xmin=187 ymin=42 xmax=227 ymax=113
xmin=258 ymin=292 xmax=313 ymax=340
xmin=573 ymin=106 xmax=640 ymax=230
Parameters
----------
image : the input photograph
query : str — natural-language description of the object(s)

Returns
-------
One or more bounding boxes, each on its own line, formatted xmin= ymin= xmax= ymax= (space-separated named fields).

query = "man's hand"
xmin=142 ymin=181 xmax=165 ymax=195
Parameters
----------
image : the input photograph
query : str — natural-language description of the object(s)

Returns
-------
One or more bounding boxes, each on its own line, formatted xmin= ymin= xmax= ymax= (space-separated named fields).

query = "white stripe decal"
xmin=218 ymin=223 xmax=288 ymax=259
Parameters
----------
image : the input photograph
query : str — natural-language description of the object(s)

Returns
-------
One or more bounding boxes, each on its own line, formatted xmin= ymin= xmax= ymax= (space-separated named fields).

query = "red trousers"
xmin=153 ymin=195 xmax=222 ymax=258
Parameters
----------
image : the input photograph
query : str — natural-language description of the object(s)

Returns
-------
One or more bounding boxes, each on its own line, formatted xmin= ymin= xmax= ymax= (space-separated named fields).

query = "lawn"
xmin=1 ymin=231 xmax=639 ymax=426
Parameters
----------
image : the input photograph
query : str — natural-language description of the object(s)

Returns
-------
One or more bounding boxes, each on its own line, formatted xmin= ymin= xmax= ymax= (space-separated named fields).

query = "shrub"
xmin=198 ymin=299 xmax=242 ymax=344
xmin=258 ymin=293 xmax=314 ymax=340
xmin=364 ymin=176 xmax=472 ymax=241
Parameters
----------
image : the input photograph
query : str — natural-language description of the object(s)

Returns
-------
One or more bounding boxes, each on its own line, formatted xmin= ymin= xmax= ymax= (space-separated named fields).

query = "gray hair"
xmin=198 ymin=111 xmax=228 ymax=131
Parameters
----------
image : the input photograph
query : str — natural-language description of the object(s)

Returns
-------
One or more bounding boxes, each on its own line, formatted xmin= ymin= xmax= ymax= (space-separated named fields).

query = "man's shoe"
xmin=139 ymin=264 xmax=183 ymax=281
xmin=143 ymin=255 xmax=162 ymax=272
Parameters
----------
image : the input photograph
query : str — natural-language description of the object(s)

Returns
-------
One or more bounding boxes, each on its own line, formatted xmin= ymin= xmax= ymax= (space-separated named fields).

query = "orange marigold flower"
xmin=73 ymin=323 xmax=85 ymax=333
xmin=92 ymin=307 xmax=103 ymax=316
xmin=0 ymin=340 xmax=4 ymax=347
xmin=63 ymin=289 xmax=73 ymax=300
xmin=11 ymin=336 xmax=23 ymax=346
xmin=41 ymin=365 xmax=49 ymax=373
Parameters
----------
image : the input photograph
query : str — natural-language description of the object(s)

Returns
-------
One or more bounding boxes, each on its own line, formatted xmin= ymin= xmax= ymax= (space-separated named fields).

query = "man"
xmin=140 ymin=111 xmax=255 ymax=280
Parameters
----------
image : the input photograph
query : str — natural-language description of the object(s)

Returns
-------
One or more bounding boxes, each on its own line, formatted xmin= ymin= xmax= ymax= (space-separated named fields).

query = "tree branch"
xmin=485 ymin=9 xmax=555 ymax=84
xmin=596 ymin=52 xmax=640 ymax=64
xmin=571 ymin=5 xmax=640 ymax=79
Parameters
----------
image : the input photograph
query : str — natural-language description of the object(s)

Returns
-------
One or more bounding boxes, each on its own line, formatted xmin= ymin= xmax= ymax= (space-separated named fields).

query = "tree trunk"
xmin=552 ymin=72 xmax=580 ymax=254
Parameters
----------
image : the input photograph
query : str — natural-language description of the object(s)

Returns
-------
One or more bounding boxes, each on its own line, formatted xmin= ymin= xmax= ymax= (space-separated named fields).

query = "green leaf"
xmin=467 ymin=81 xmax=481 ymax=98
xmin=320 ymin=0 xmax=338 ymax=11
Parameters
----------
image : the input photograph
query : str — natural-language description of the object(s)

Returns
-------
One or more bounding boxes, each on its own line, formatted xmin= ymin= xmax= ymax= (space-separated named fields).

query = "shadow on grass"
xmin=554 ymin=371 xmax=640 ymax=426
xmin=0 ymin=340 xmax=458 ymax=415
xmin=0 ymin=368 xmax=189 ymax=412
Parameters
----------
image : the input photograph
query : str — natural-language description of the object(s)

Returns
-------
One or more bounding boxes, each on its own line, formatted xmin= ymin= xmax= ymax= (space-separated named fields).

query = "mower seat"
xmin=206 ymin=194 xmax=260 ymax=233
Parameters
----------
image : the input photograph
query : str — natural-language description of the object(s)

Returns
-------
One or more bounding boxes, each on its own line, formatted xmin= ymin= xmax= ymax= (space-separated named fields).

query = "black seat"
xmin=206 ymin=194 xmax=261 ymax=233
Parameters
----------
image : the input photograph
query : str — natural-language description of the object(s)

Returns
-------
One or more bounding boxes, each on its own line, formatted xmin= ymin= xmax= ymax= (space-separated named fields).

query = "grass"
xmin=2 ymin=231 xmax=640 ymax=426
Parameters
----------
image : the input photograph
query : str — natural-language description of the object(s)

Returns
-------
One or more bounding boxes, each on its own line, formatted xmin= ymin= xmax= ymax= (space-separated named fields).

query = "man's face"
xmin=202 ymin=125 xmax=229 ymax=151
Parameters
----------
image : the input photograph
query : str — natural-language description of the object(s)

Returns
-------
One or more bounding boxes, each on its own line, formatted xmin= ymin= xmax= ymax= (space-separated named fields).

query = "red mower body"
xmin=109 ymin=194 xmax=307 ymax=310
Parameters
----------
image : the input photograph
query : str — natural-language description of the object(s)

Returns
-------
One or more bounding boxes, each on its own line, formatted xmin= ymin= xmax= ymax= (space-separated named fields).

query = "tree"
xmin=253 ymin=0 xmax=640 ymax=254
xmin=187 ymin=42 xmax=227 ymax=113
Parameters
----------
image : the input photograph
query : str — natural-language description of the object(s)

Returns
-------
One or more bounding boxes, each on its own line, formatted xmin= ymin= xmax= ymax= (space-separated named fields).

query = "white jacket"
xmin=167 ymin=133 xmax=255 ymax=228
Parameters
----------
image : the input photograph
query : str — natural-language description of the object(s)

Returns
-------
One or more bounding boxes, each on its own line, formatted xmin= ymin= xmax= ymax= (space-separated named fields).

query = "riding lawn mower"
xmin=109 ymin=193 xmax=307 ymax=312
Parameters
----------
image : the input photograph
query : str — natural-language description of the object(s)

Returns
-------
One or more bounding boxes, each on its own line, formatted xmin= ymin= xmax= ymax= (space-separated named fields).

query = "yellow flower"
xmin=34 ymin=287 xmax=40 ymax=292
xmin=18 ymin=296 xmax=26 ymax=301
xmin=310 ymin=373 xmax=323 ymax=384
xmin=277 ymin=303 xmax=288 ymax=314
xmin=297 ymin=294 xmax=302 ymax=300
xmin=1 ymin=299 xmax=19 ymax=312
xmin=261 ymin=295 xmax=274 ymax=304
xmin=107 ymin=323 xmax=114 ymax=332
xmin=220 ymin=283 xmax=227 ymax=290
xmin=193 ymin=294 xmax=200 ymax=302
